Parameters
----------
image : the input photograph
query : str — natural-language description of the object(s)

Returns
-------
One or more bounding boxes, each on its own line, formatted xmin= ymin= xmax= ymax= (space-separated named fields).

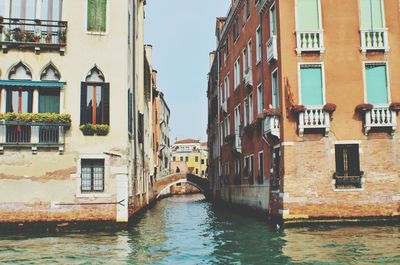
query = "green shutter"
xmin=366 ymin=64 xmax=388 ymax=105
xmin=270 ymin=6 xmax=277 ymax=35
xmin=301 ymin=66 xmax=323 ymax=106
xmin=297 ymin=0 xmax=319 ymax=30
xmin=99 ymin=0 xmax=107 ymax=32
xmin=87 ymin=0 xmax=95 ymax=31
xmin=39 ymin=90 xmax=60 ymax=113
xmin=361 ymin=0 xmax=384 ymax=29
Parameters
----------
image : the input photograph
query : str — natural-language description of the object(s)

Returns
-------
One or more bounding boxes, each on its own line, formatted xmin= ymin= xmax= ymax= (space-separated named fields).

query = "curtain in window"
xmin=10 ymin=0 xmax=36 ymax=19
xmin=297 ymin=0 xmax=319 ymax=30
xmin=87 ymin=0 xmax=107 ymax=32
xmin=361 ymin=0 xmax=384 ymax=29
xmin=300 ymin=66 xmax=323 ymax=106
xmin=366 ymin=64 xmax=388 ymax=105
xmin=42 ymin=0 xmax=62 ymax=20
xmin=0 ymin=1 xmax=5 ymax=17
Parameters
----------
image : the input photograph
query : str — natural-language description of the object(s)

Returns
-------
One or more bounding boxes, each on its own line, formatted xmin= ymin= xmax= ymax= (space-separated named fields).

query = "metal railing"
xmin=296 ymin=30 xmax=324 ymax=55
xmin=334 ymin=172 xmax=364 ymax=189
xmin=0 ymin=17 xmax=67 ymax=53
xmin=360 ymin=28 xmax=389 ymax=53
xmin=0 ymin=121 xmax=67 ymax=148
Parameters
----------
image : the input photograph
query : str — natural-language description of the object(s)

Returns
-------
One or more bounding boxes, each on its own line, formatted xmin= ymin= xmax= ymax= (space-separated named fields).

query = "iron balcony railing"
xmin=333 ymin=172 xmax=364 ymax=190
xmin=0 ymin=121 xmax=68 ymax=152
xmin=0 ymin=17 xmax=67 ymax=54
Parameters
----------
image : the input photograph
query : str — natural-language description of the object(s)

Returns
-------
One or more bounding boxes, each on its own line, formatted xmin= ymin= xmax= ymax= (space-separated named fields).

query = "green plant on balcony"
xmin=24 ymin=31 xmax=35 ymax=43
xmin=355 ymin=103 xmax=373 ymax=113
xmin=79 ymin=124 xmax=110 ymax=136
xmin=264 ymin=108 xmax=281 ymax=117
xmin=290 ymin=104 xmax=306 ymax=114
xmin=95 ymin=124 xmax=109 ymax=136
xmin=389 ymin=102 xmax=400 ymax=112
xmin=4 ymin=31 xmax=11 ymax=41
xmin=1 ymin=112 xmax=71 ymax=125
xmin=58 ymin=30 xmax=66 ymax=44
xmin=12 ymin=28 xmax=24 ymax=42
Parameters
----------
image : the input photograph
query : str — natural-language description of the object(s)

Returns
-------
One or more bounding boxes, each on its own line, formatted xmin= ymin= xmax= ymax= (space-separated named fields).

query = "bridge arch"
xmin=155 ymin=173 xmax=210 ymax=199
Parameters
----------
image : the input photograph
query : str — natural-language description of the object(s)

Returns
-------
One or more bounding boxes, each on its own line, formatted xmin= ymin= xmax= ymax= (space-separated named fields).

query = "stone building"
xmin=0 ymin=0 xmax=156 ymax=224
xmin=208 ymin=0 xmax=400 ymax=224
xmin=171 ymin=139 xmax=208 ymax=178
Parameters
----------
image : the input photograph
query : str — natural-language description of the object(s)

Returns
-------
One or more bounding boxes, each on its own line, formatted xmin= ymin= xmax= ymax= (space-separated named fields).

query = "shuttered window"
xmin=81 ymin=159 xmax=105 ymax=192
xmin=39 ymin=89 xmax=60 ymax=114
xmin=80 ymin=82 xmax=110 ymax=125
xmin=335 ymin=145 xmax=360 ymax=177
xmin=6 ymin=89 xmax=33 ymax=113
xmin=300 ymin=64 xmax=323 ymax=106
xmin=365 ymin=64 xmax=388 ymax=105
xmin=361 ymin=0 xmax=384 ymax=29
xmin=297 ymin=0 xmax=320 ymax=30
xmin=87 ymin=0 xmax=107 ymax=32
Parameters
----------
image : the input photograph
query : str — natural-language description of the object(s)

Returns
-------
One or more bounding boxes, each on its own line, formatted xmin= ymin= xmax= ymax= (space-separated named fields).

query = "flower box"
xmin=355 ymin=103 xmax=373 ymax=113
xmin=323 ymin=103 xmax=336 ymax=114
xmin=389 ymin=102 xmax=400 ymax=112
xmin=290 ymin=104 xmax=306 ymax=114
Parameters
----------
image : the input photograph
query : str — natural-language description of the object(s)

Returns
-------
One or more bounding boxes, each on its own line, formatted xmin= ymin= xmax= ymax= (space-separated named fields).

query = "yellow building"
xmin=171 ymin=139 xmax=208 ymax=178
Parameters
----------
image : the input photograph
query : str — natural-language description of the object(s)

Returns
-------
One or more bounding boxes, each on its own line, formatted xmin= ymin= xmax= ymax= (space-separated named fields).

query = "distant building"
xmin=208 ymin=0 xmax=400 ymax=224
xmin=171 ymin=139 xmax=208 ymax=178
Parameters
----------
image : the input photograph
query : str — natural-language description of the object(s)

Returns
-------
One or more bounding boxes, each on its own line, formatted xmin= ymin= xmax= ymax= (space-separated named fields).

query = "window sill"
xmin=86 ymin=31 xmax=108 ymax=36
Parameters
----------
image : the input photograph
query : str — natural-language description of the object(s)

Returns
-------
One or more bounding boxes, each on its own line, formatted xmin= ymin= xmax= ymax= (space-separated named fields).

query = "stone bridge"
xmin=155 ymin=173 xmax=210 ymax=199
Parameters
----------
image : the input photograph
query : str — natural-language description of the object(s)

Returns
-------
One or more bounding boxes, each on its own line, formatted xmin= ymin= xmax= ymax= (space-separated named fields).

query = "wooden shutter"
xmin=87 ymin=0 xmax=95 ymax=31
xmin=5 ymin=90 xmax=12 ymax=112
xmin=27 ymin=90 xmax=33 ymax=113
xmin=103 ymin=83 xmax=110 ymax=125
xmin=335 ymin=145 xmax=345 ymax=176
xmin=80 ymin=82 xmax=87 ymax=125
xmin=347 ymin=145 xmax=360 ymax=176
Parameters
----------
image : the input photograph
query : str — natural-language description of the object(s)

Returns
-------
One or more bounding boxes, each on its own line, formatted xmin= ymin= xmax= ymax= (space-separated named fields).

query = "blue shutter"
xmin=366 ymin=64 xmax=388 ymax=105
xmin=300 ymin=66 xmax=323 ymax=106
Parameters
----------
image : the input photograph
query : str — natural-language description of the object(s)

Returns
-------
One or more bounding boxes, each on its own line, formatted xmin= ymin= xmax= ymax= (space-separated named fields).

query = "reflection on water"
xmin=0 ymin=194 xmax=398 ymax=264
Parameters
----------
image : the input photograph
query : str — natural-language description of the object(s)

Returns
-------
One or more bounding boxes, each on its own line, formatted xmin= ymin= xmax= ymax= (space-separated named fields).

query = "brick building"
xmin=208 ymin=0 xmax=400 ymax=224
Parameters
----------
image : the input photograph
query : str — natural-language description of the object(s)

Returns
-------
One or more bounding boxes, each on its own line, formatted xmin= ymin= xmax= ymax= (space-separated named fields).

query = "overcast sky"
xmin=145 ymin=0 xmax=230 ymax=143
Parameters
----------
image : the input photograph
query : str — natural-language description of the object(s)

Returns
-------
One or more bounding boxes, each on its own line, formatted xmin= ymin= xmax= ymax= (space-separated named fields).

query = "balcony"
xmin=243 ymin=68 xmax=253 ymax=89
xmin=364 ymin=106 xmax=396 ymax=135
xmin=296 ymin=30 xmax=324 ymax=55
xmin=298 ymin=106 xmax=330 ymax=137
xmin=266 ymin=35 xmax=278 ymax=63
xmin=360 ymin=29 xmax=389 ymax=54
xmin=333 ymin=172 xmax=364 ymax=190
xmin=263 ymin=115 xmax=280 ymax=140
xmin=0 ymin=121 xmax=68 ymax=154
xmin=0 ymin=18 xmax=67 ymax=55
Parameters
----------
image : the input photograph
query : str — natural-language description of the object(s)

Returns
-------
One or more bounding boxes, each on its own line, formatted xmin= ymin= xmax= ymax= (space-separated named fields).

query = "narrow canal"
xmin=0 ymin=194 xmax=399 ymax=264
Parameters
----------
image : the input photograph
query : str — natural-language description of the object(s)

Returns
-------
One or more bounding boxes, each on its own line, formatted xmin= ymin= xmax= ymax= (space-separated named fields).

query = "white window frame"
xmin=269 ymin=2 xmax=277 ymax=37
xmin=85 ymin=0 xmax=110 ymax=35
xmin=247 ymin=39 xmax=253 ymax=70
xmin=297 ymin=62 xmax=326 ymax=106
xmin=224 ymin=74 xmax=230 ymax=99
xmin=249 ymin=92 xmax=254 ymax=123
xmin=258 ymin=151 xmax=264 ymax=176
xmin=256 ymin=25 xmax=262 ymax=63
xmin=271 ymin=68 xmax=279 ymax=108
xmin=257 ymin=83 xmax=263 ymax=114
xmin=358 ymin=0 xmax=386 ymax=30
xmin=234 ymin=57 xmax=241 ymax=89
xmin=362 ymin=61 xmax=391 ymax=104
xmin=234 ymin=104 xmax=241 ymax=133
xmin=242 ymin=47 xmax=248 ymax=74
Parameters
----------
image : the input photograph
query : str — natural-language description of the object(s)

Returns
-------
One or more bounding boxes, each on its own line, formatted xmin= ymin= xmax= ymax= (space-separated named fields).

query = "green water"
xmin=0 ymin=194 xmax=399 ymax=264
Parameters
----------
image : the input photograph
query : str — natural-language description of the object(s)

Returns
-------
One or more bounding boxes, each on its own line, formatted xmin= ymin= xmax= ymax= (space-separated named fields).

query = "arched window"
xmin=8 ymin=61 xmax=32 ymax=80
xmin=40 ymin=63 xmax=61 ymax=81
xmin=80 ymin=66 xmax=109 ymax=126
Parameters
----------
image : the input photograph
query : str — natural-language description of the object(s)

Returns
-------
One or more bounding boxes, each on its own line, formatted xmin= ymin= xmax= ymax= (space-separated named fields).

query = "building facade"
xmin=0 ymin=0 xmax=157 ymax=224
xmin=208 ymin=0 xmax=400 ymax=224
xmin=171 ymin=139 xmax=208 ymax=178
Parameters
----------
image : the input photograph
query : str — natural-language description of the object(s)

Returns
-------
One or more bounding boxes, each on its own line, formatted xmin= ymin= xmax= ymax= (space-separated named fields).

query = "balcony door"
xmin=365 ymin=63 xmax=388 ymax=105
xmin=6 ymin=89 xmax=33 ymax=143
xmin=300 ymin=64 xmax=324 ymax=106
xmin=296 ymin=0 xmax=321 ymax=31
xmin=360 ymin=0 xmax=384 ymax=30
xmin=41 ymin=0 xmax=62 ymax=21
xmin=10 ymin=0 xmax=36 ymax=19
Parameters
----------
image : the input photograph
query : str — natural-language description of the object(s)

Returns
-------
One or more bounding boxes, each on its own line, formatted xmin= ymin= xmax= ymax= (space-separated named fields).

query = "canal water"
xmin=0 ymin=194 xmax=399 ymax=264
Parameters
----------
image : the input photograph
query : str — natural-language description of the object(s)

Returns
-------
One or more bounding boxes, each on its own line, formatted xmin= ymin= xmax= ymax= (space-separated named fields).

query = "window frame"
xmin=271 ymin=68 xmax=279 ymax=108
xmin=297 ymin=62 xmax=326 ymax=106
xmin=257 ymin=83 xmax=264 ymax=114
xmin=85 ymin=0 xmax=110 ymax=35
xmin=359 ymin=0 xmax=386 ymax=30
xmin=295 ymin=0 xmax=323 ymax=31
xmin=256 ymin=25 xmax=262 ymax=63
xmin=362 ymin=61 xmax=391 ymax=105
xmin=77 ymin=154 xmax=109 ymax=198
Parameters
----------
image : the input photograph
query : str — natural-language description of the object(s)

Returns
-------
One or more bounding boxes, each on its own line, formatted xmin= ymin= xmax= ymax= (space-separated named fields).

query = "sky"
xmin=145 ymin=0 xmax=230 ymax=143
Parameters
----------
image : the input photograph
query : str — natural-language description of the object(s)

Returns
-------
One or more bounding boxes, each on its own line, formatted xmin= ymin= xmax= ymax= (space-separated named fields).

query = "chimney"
xmin=209 ymin=52 xmax=216 ymax=68
xmin=144 ymin=44 xmax=153 ymax=68
xmin=151 ymin=70 xmax=158 ymax=87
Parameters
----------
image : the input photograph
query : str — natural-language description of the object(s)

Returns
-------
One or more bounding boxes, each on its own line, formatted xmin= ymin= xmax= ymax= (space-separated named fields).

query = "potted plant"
xmin=224 ymin=134 xmax=235 ymax=144
xmin=24 ymin=31 xmax=35 ymax=43
xmin=323 ymin=103 xmax=337 ymax=114
xmin=45 ymin=33 xmax=52 ymax=44
xmin=389 ymin=102 xmax=400 ymax=112
xmin=80 ymin=124 xmax=96 ymax=136
xmin=58 ymin=30 xmax=66 ymax=44
xmin=12 ymin=28 xmax=24 ymax=42
xmin=290 ymin=104 xmax=306 ymax=114
xmin=34 ymin=33 xmax=41 ymax=43
xmin=355 ymin=103 xmax=373 ymax=113
xmin=95 ymin=124 xmax=109 ymax=136
xmin=264 ymin=108 xmax=281 ymax=117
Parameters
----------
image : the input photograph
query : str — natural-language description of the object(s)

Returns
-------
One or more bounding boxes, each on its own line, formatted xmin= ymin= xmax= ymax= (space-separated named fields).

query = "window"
xmin=196 ymin=168 xmax=199 ymax=175
xmin=80 ymin=67 xmax=110 ymax=125
xmin=246 ymin=0 xmax=251 ymax=18
xmin=87 ymin=0 xmax=107 ymax=33
xmin=225 ymin=115 xmax=230 ymax=136
xmin=180 ymin=156 xmax=183 ymax=162
xmin=233 ymin=17 xmax=239 ymax=41
xmin=195 ymin=156 xmax=199 ymax=162
xmin=10 ymin=0 xmax=36 ymax=19
xmin=81 ymin=159 xmax=105 ymax=192
xmin=244 ymin=156 xmax=249 ymax=176
xmin=201 ymin=170 xmax=205 ymax=176
xmin=257 ymin=84 xmax=264 ymax=114
xmin=173 ymin=156 xmax=176 ymax=162
xmin=6 ymin=90 xmax=33 ymax=114
xmin=296 ymin=0 xmax=321 ymax=30
xmin=300 ymin=64 xmax=324 ymax=106
xmin=247 ymin=40 xmax=252 ymax=70
xmin=244 ymin=97 xmax=249 ymax=126
xmin=128 ymin=90 xmax=133 ymax=134
xmin=234 ymin=105 xmax=241 ymax=136
xmin=242 ymin=47 xmax=248 ymax=73
xmin=365 ymin=63 xmax=388 ymax=105
xmin=272 ymin=69 xmax=279 ymax=108
xmin=270 ymin=3 xmax=277 ymax=36
xmin=360 ymin=0 xmax=384 ymax=30
xmin=224 ymin=74 xmax=230 ymax=99
xmin=249 ymin=93 xmax=254 ymax=123
xmin=41 ymin=0 xmax=62 ymax=21
xmin=185 ymin=156 xmax=189 ymax=162
xmin=256 ymin=26 xmax=262 ymax=62
xmin=335 ymin=145 xmax=360 ymax=177
xmin=258 ymin=151 xmax=264 ymax=184
xmin=249 ymin=155 xmax=254 ymax=182
xmin=201 ymin=159 xmax=205 ymax=165
xmin=234 ymin=58 xmax=241 ymax=89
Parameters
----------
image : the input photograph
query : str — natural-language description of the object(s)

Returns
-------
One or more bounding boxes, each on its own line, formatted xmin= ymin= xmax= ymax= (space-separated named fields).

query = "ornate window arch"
xmin=8 ymin=61 xmax=32 ymax=80
xmin=40 ymin=63 xmax=61 ymax=81
xmin=85 ymin=66 xmax=105 ymax=82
